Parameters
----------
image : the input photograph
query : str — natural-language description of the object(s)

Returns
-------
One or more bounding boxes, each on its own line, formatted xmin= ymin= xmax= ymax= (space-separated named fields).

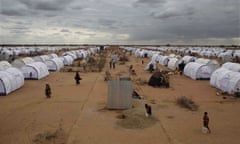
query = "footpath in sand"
xmin=0 ymin=53 xmax=240 ymax=144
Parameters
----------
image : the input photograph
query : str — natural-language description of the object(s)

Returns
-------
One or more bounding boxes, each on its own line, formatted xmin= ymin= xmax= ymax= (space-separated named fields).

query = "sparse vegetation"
xmin=176 ymin=96 xmax=199 ymax=111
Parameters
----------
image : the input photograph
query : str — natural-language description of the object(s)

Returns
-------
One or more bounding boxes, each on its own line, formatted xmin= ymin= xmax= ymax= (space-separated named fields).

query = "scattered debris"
xmin=32 ymin=128 xmax=67 ymax=144
xmin=116 ymin=108 xmax=158 ymax=129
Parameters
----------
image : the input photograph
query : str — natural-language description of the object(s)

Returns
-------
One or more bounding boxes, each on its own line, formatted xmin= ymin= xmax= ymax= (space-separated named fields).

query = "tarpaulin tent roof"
xmin=222 ymin=62 xmax=240 ymax=72
xmin=21 ymin=62 xmax=49 ymax=80
xmin=210 ymin=68 xmax=240 ymax=94
xmin=11 ymin=57 xmax=34 ymax=68
xmin=60 ymin=55 xmax=73 ymax=66
xmin=184 ymin=62 xmax=216 ymax=80
xmin=0 ymin=61 xmax=12 ymax=71
xmin=33 ymin=55 xmax=51 ymax=62
xmin=181 ymin=55 xmax=196 ymax=64
xmin=168 ymin=58 xmax=180 ymax=70
xmin=45 ymin=58 xmax=64 ymax=71
xmin=0 ymin=68 xmax=24 ymax=96
xmin=159 ymin=56 xmax=169 ymax=66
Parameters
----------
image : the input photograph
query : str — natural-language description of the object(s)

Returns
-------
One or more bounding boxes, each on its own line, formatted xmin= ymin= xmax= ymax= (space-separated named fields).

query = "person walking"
xmin=74 ymin=71 xmax=82 ymax=85
xmin=45 ymin=83 xmax=51 ymax=98
xmin=203 ymin=112 xmax=211 ymax=133
xmin=145 ymin=104 xmax=152 ymax=117
xmin=109 ymin=59 xmax=113 ymax=69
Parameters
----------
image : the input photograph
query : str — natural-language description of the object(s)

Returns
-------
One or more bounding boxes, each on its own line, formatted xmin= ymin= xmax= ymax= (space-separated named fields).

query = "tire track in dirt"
xmin=66 ymin=74 xmax=100 ymax=143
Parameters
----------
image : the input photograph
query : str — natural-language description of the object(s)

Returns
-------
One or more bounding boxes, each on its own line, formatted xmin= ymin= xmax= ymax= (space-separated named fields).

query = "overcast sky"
xmin=0 ymin=0 xmax=239 ymax=45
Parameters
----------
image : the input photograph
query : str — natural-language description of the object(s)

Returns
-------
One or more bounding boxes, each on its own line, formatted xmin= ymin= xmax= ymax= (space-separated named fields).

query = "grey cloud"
xmin=10 ymin=29 xmax=31 ymax=34
xmin=60 ymin=29 xmax=71 ymax=33
xmin=134 ymin=0 xmax=166 ymax=5
xmin=0 ymin=0 xmax=239 ymax=45
xmin=0 ymin=0 xmax=28 ymax=16
xmin=19 ymin=0 xmax=74 ymax=11
xmin=75 ymin=32 xmax=96 ymax=36
xmin=98 ymin=19 xmax=117 ymax=27
xmin=151 ymin=7 xmax=195 ymax=19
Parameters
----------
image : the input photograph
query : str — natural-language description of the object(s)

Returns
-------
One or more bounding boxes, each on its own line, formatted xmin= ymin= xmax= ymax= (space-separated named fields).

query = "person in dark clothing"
xmin=112 ymin=59 xmax=116 ymax=69
xmin=74 ymin=71 xmax=82 ymax=85
xmin=203 ymin=112 xmax=211 ymax=133
xmin=45 ymin=83 xmax=51 ymax=98
xmin=145 ymin=104 xmax=152 ymax=117
xmin=149 ymin=63 xmax=154 ymax=73
xmin=109 ymin=59 xmax=112 ymax=69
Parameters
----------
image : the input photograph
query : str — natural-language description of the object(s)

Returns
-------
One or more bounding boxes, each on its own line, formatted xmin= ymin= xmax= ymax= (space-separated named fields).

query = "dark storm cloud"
xmin=134 ymin=0 xmax=166 ymax=7
xmin=0 ymin=0 xmax=28 ymax=16
xmin=19 ymin=0 xmax=74 ymax=11
xmin=0 ymin=0 xmax=239 ymax=44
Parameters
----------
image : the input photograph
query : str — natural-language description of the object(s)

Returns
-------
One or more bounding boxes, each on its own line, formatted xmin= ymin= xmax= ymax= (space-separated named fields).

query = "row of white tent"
xmin=0 ymin=47 xmax=101 ymax=96
xmin=121 ymin=46 xmax=240 ymax=94
xmin=122 ymin=46 xmax=240 ymax=63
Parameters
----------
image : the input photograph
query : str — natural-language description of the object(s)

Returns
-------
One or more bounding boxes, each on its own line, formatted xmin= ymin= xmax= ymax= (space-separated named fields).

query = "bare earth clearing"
xmin=0 ymin=53 xmax=240 ymax=144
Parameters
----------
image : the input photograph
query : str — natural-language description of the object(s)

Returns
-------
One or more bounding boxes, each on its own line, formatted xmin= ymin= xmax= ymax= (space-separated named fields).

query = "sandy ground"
xmin=0 ymin=52 xmax=240 ymax=144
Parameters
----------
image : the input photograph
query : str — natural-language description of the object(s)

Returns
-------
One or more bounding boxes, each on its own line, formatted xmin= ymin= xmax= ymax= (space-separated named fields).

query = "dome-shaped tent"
xmin=48 ymin=53 xmax=58 ymax=59
xmin=60 ymin=55 xmax=73 ymax=66
xmin=168 ymin=58 xmax=180 ymax=70
xmin=21 ymin=62 xmax=49 ymax=80
xmin=210 ymin=68 xmax=240 ymax=94
xmin=184 ymin=62 xmax=217 ymax=80
xmin=62 ymin=52 xmax=77 ymax=60
xmin=5 ymin=67 xmax=24 ymax=90
xmin=159 ymin=56 xmax=169 ymax=66
xmin=181 ymin=55 xmax=196 ymax=64
xmin=45 ymin=58 xmax=64 ymax=71
xmin=222 ymin=62 xmax=240 ymax=72
xmin=11 ymin=57 xmax=34 ymax=68
xmin=0 ymin=61 xmax=12 ymax=71
xmin=0 ymin=68 xmax=24 ymax=96
xmin=33 ymin=55 xmax=51 ymax=62
xmin=195 ymin=58 xmax=220 ymax=73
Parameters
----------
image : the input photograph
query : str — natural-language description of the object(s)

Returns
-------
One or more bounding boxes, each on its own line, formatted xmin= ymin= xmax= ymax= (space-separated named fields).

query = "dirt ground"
xmin=0 ymin=52 xmax=240 ymax=144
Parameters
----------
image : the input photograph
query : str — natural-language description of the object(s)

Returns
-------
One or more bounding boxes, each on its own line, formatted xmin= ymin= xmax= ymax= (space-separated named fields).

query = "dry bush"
xmin=176 ymin=96 xmax=198 ymax=111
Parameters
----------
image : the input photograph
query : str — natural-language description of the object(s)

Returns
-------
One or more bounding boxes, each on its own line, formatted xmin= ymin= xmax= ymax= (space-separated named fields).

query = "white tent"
xmin=0 ymin=68 xmax=24 ymax=96
xmin=45 ymin=58 xmax=64 ymax=71
xmin=159 ymin=56 xmax=169 ymax=66
xmin=21 ymin=62 xmax=49 ymax=80
xmin=168 ymin=58 xmax=180 ymax=70
xmin=0 ymin=61 xmax=12 ymax=71
xmin=218 ymin=51 xmax=233 ymax=63
xmin=11 ymin=57 xmax=34 ymax=68
xmin=184 ymin=62 xmax=217 ymax=80
xmin=48 ymin=53 xmax=58 ymax=59
xmin=5 ymin=67 xmax=24 ymax=90
xmin=60 ymin=55 xmax=74 ymax=66
xmin=144 ymin=60 xmax=157 ymax=71
xmin=181 ymin=55 xmax=196 ymax=64
xmin=210 ymin=68 xmax=240 ymax=94
xmin=62 ymin=52 xmax=77 ymax=60
xmin=33 ymin=55 xmax=51 ymax=62
xmin=222 ymin=62 xmax=240 ymax=72
xmin=195 ymin=58 xmax=220 ymax=72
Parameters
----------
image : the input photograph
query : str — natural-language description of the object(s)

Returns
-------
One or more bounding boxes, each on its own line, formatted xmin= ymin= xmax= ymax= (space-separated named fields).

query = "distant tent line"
xmin=0 ymin=46 xmax=103 ymax=96
xmin=121 ymin=46 xmax=240 ymax=94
